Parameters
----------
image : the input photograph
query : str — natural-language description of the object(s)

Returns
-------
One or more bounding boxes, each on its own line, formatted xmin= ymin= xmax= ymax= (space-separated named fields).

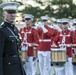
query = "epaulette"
xmin=32 ymin=26 xmax=36 ymax=29
xmin=0 ymin=22 xmax=6 ymax=28
xmin=0 ymin=26 xmax=2 ymax=28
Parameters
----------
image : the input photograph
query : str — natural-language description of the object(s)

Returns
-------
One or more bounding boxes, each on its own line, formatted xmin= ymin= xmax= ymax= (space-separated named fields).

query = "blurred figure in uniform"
xmin=20 ymin=14 xmax=39 ymax=75
xmin=68 ymin=21 xmax=74 ymax=31
xmin=51 ymin=19 xmax=63 ymax=75
xmin=71 ymin=19 xmax=76 ymax=75
xmin=36 ymin=16 xmax=57 ymax=75
xmin=56 ymin=19 xmax=63 ymax=31
xmin=53 ymin=18 xmax=73 ymax=75
xmin=51 ymin=19 xmax=62 ymax=32
xmin=0 ymin=2 xmax=26 ymax=75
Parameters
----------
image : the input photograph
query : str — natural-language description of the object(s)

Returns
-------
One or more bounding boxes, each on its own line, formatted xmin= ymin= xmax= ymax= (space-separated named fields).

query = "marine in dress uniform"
xmin=0 ymin=2 xmax=25 ymax=75
xmin=51 ymin=19 xmax=64 ymax=75
xmin=36 ymin=16 xmax=57 ymax=75
xmin=20 ymin=14 xmax=39 ymax=75
xmin=53 ymin=18 xmax=73 ymax=75
xmin=71 ymin=19 xmax=76 ymax=75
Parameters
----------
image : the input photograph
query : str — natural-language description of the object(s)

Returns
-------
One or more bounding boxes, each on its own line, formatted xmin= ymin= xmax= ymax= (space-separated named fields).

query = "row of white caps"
xmin=57 ymin=18 xmax=70 ymax=23
xmin=57 ymin=18 xmax=76 ymax=24
xmin=1 ymin=2 xmax=76 ymax=24
xmin=24 ymin=15 xmax=49 ymax=21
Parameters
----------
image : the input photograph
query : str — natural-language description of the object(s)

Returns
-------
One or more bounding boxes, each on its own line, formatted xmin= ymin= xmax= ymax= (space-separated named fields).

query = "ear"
xmin=32 ymin=18 xmax=35 ymax=22
xmin=3 ymin=11 xmax=5 ymax=17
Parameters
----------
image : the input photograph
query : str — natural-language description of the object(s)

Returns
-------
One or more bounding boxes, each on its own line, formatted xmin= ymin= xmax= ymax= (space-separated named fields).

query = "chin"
xmin=9 ymin=21 xmax=14 ymax=23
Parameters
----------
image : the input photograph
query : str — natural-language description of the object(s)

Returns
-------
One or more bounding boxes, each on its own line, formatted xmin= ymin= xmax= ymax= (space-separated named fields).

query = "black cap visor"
xmin=5 ymin=10 xmax=17 ymax=14
xmin=25 ymin=18 xmax=31 ymax=20
xmin=73 ymin=23 xmax=76 ymax=25
xmin=57 ymin=22 xmax=62 ymax=24
xmin=62 ymin=22 xmax=68 ymax=25
xmin=42 ymin=20 xmax=47 ymax=22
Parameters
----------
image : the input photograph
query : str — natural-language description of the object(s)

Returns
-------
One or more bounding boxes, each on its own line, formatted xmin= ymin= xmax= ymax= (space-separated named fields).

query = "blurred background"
xmin=0 ymin=0 xmax=76 ymax=28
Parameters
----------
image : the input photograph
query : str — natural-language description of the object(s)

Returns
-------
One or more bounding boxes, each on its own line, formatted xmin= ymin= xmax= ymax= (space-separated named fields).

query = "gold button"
xmin=18 ymin=49 xmax=20 ymax=51
xmin=8 ymin=63 xmax=11 ymax=65
xmin=17 ymin=43 xmax=19 ymax=45
xmin=17 ymin=39 xmax=19 ymax=42
xmin=11 ymin=25 xmax=13 ymax=27
xmin=14 ymin=29 xmax=16 ymax=31
xmin=64 ymin=33 xmax=66 ymax=35
xmin=26 ymin=29 xmax=28 ymax=31
xmin=16 ymin=36 xmax=18 ymax=38
xmin=12 ymin=40 xmax=14 ymax=42
xmin=42 ymin=34 xmax=44 ymax=35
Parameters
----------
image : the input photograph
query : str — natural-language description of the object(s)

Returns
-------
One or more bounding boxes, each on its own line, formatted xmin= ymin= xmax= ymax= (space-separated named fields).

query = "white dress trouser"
xmin=50 ymin=64 xmax=65 ymax=75
xmin=64 ymin=57 xmax=73 ymax=75
xmin=55 ymin=67 xmax=65 ymax=75
xmin=73 ymin=49 xmax=76 ymax=75
xmin=38 ymin=51 xmax=51 ymax=75
xmin=23 ymin=57 xmax=37 ymax=75
xmin=73 ymin=65 xmax=76 ymax=75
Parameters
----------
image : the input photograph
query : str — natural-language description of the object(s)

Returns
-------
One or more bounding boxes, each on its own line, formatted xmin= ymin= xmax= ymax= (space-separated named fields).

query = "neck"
xmin=26 ymin=24 xmax=31 ymax=27
xmin=5 ymin=20 xmax=14 ymax=24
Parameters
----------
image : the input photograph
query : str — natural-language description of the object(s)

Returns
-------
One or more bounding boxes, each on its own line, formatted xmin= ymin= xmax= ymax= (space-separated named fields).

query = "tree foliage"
xmin=0 ymin=0 xmax=76 ymax=23
xmin=21 ymin=0 xmax=76 ymax=19
xmin=0 ymin=0 xmax=3 ymax=23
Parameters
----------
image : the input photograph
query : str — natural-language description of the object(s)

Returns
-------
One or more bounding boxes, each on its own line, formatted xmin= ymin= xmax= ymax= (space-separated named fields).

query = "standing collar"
xmin=4 ymin=21 xmax=15 ymax=28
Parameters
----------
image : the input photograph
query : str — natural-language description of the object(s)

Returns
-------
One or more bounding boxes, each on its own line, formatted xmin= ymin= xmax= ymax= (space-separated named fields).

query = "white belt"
xmin=27 ymin=43 xmax=39 ymax=47
xmin=59 ymin=44 xmax=72 ymax=47
xmin=39 ymin=39 xmax=51 ymax=42
xmin=51 ymin=48 xmax=66 ymax=51
xmin=72 ymin=44 xmax=76 ymax=46
xmin=22 ymin=42 xmax=39 ymax=47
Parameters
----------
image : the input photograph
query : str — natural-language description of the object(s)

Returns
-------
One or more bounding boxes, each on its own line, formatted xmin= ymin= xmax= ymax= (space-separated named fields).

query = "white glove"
xmin=38 ymin=22 xmax=48 ymax=33
xmin=74 ymin=49 xmax=76 ymax=54
xmin=21 ymin=46 xmax=28 ymax=52
xmin=51 ymin=43 xmax=57 ymax=47
xmin=35 ymin=22 xmax=43 ymax=28
xmin=35 ymin=22 xmax=39 ymax=28
xmin=40 ymin=25 xmax=48 ymax=33
xmin=35 ymin=22 xmax=48 ymax=33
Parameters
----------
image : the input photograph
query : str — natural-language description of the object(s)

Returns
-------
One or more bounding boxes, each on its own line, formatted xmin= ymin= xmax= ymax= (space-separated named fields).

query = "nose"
xmin=11 ymin=13 xmax=16 ymax=17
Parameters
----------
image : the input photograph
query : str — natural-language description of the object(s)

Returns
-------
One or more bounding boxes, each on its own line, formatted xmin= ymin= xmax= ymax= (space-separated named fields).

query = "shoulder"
xmin=14 ymin=26 xmax=19 ymax=32
xmin=32 ymin=27 xmax=38 ymax=32
xmin=20 ymin=27 xmax=24 ymax=31
xmin=0 ymin=22 xmax=6 ymax=29
xmin=0 ymin=23 xmax=5 ymax=35
xmin=68 ymin=30 xmax=72 ymax=33
xmin=31 ymin=27 xmax=38 ymax=34
xmin=20 ymin=27 xmax=23 ymax=30
xmin=20 ymin=27 xmax=25 ymax=33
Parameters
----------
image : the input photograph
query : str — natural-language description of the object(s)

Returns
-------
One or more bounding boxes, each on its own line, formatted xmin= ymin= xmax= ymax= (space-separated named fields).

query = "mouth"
xmin=10 ymin=17 xmax=15 ymax=19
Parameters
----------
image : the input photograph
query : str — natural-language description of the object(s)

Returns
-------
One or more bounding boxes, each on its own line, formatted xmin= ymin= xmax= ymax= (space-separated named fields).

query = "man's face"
xmin=62 ymin=23 xmax=68 ymax=31
xmin=57 ymin=23 xmax=62 ymax=29
xmin=41 ymin=20 xmax=48 ymax=26
xmin=3 ymin=10 xmax=16 ymax=23
xmin=25 ymin=18 xmax=32 ymax=26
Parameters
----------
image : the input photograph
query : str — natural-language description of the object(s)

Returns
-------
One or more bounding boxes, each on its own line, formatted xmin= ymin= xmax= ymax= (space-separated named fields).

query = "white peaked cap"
xmin=57 ymin=19 xmax=62 ymax=23
xmin=41 ymin=16 xmax=49 ymax=20
xmin=0 ymin=2 xmax=20 ymax=10
xmin=24 ymin=14 xmax=34 ymax=20
xmin=73 ymin=19 xmax=76 ymax=24
xmin=61 ymin=18 xmax=70 ymax=23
